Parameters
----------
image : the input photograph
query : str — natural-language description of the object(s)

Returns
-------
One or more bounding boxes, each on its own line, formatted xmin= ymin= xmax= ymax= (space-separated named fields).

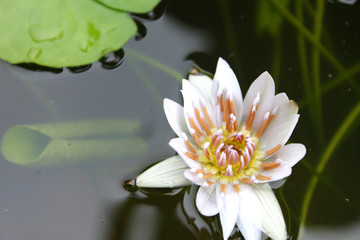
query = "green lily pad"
xmin=0 ymin=0 xmax=137 ymax=67
xmin=97 ymin=0 xmax=162 ymax=13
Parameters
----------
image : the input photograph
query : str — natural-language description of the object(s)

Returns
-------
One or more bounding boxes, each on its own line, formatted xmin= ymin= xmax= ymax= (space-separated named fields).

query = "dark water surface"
xmin=0 ymin=1 xmax=359 ymax=239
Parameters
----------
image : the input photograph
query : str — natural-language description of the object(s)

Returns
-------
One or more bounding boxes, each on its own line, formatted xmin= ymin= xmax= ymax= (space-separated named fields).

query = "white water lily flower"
xmin=137 ymin=58 xmax=306 ymax=240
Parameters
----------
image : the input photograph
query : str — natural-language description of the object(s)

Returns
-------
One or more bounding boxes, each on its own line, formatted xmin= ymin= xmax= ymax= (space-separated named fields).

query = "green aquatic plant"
xmin=0 ymin=0 xmax=160 ymax=67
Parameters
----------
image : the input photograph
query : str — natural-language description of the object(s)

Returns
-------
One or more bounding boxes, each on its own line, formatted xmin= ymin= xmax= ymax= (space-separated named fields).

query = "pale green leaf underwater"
xmin=0 ymin=0 xmax=160 ymax=67
xmin=1 ymin=119 xmax=147 ymax=166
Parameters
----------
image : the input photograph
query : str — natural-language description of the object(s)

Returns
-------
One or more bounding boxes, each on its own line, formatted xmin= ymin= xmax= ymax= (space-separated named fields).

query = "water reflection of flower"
xmin=136 ymin=58 xmax=306 ymax=240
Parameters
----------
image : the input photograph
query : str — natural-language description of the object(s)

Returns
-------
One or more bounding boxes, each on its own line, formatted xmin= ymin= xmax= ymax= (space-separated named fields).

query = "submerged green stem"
xmin=271 ymin=31 xmax=282 ymax=90
xmin=127 ymin=55 xmax=163 ymax=104
xmin=270 ymin=0 xmax=360 ymax=95
xmin=295 ymin=1 xmax=316 ymax=131
xmin=216 ymin=0 xmax=244 ymax=80
xmin=322 ymin=63 xmax=360 ymax=94
xmin=311 ymin=0 xmax=325 ymax=145
xmin=297 ymin=101 xmax=360 ymax=239
xmin=126 ymin=48 xmax=183 ymax=82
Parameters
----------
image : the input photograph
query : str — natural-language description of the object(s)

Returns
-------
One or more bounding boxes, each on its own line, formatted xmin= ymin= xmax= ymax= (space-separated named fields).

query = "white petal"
xmin=269 ymin=179 xmax=287 ymax=189
xmin=184 ymin=169 xmax=207 ymax=186
xmin=272 ymin=93 xmax=289 ymax=108
xmin=259 ymin=100 xmax=299 ymax=152
xmin=182 ymin=80 xmax=214 ymax=134
xmin=211 ymin=58 xmax=243 ymax=122
xmin=189 ymin=74 xmax=213 ymax=101
xmin=216 ymin=183 xmax=240 ymax=240
xmin=253 ymin=184 xmax=287 ymax=240
xmin=242 ymin=71 xmax=275 ymax=130
xmin=169 ymin=138 xmax=201 ymax=169
xmin=164 ymin=98 xmax=189 ymax=137
xmin=256 ymin=161 xmax=292 ymax=183
xmin=136 ymin=156 xmax=191 ymax=188
xmin=266 ymin=143 xmax=306 ymax=168
xmin=236 ymin=184 xmax=262 ymax=240
xmin=196 ymin=185 xmax=219 ymax=216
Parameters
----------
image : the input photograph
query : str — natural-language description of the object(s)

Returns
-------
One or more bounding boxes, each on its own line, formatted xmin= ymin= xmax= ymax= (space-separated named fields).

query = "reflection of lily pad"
xmin=1 ymin=119 xmax=147 ymax=166
xmin=98 ymin=0 xmax=162 ymax=13
xmin=0 ymin=0 xmax=138 ymax=67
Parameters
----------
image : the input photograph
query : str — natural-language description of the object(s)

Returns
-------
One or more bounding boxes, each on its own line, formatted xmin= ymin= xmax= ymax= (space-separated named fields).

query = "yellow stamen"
xmin=260 ymin=161 xmax=281 ymax=170
xmin=233 ymin=184 xmax=241 ymax=193
xmin=223 ymin=97 xmax=229 ymax=122
xmin=229 ymin=100 xmax=235 ymax=116
xmin=189 ymin=117 xmax=202 ymax=136
xmin=241 ymin=178 xmax=254 ymax=184
xmin=192 ymin=133 xmax=202 ymax=146
xmin=220 ymin=184 xmax=226 ymax=195
xmin=203 ymin=172 xmax=213 ymax=179
xmin=195 ymin=169 xmax=205 ymax=174
xmin=200 ymin=117 xmax=211 ymax=136
xmin=265 ymin=144 xmax=282 ymax=156
xmin=185 ymin=139 xmax=196 ymax=154
xmin=202 ymin=105 xmax=215 ymax=129
xmin=219 ymin=94 xmax=224 ymax=112
xmin=255 ymin=113 xmax=275 ymax=138
xmin=185 ymin=152 xmax=198 ymax=161
xmin=256 ymin=174 xmax=271 ymax=181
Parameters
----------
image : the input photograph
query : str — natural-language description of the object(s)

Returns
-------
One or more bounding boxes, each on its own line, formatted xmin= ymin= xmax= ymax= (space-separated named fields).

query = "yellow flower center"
xmin=200 ymin=127 xmax=262 ymax=184
xmin=184 ymin=93 xmax=282 ymax=194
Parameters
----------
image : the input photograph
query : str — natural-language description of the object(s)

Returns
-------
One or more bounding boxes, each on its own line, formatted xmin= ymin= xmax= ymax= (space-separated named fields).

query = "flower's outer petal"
xmin=253 ymin=184 xmax=287 ymax=240
xmin=236 ymin=184 xmax=262 ymax=240
xmin=164 ymin=98 xmax=189 ymax=137
xmin=272 ymin=92 xmax=289 ymax=108
xmin=269 ymin=179 xmax=287 ymax=189
xmin=241 ymin=71 xmax=275 ymax=131
xmin=216 ymin=183 xmax=240 ymax=240
xmin=196 ymin=185 xmax=219 ymax=216
xmin=169 ymin=138 xmax=201 ymax=169
xmin=136 ymin=156 xmax=191 ymax=188
xmin=189 ymin=74 xmax=213 ymax=102
xmin=259 ymin=100 xmax=299 ymax=152
xmin=184 ymin=169 xmax=207 ymax=186
xmin=265 ymin=143 xmax=306 ymax=168
xmin=211 ymin=58 xmax=243 ymax=124
xmin=256 ymin=161 xmax=292 ymax=183
xmin=182 ymin=79 xmax=214 ymax=135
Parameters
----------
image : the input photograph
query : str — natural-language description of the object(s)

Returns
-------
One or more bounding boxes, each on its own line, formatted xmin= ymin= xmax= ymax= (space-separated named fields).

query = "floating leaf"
xmin=1 ymin=119 xmax=147 ymax=166
xmin=97 ymin=0 xmax=162 ymax=13
xmin=0 ymin=0 xmax=137 ymax=67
